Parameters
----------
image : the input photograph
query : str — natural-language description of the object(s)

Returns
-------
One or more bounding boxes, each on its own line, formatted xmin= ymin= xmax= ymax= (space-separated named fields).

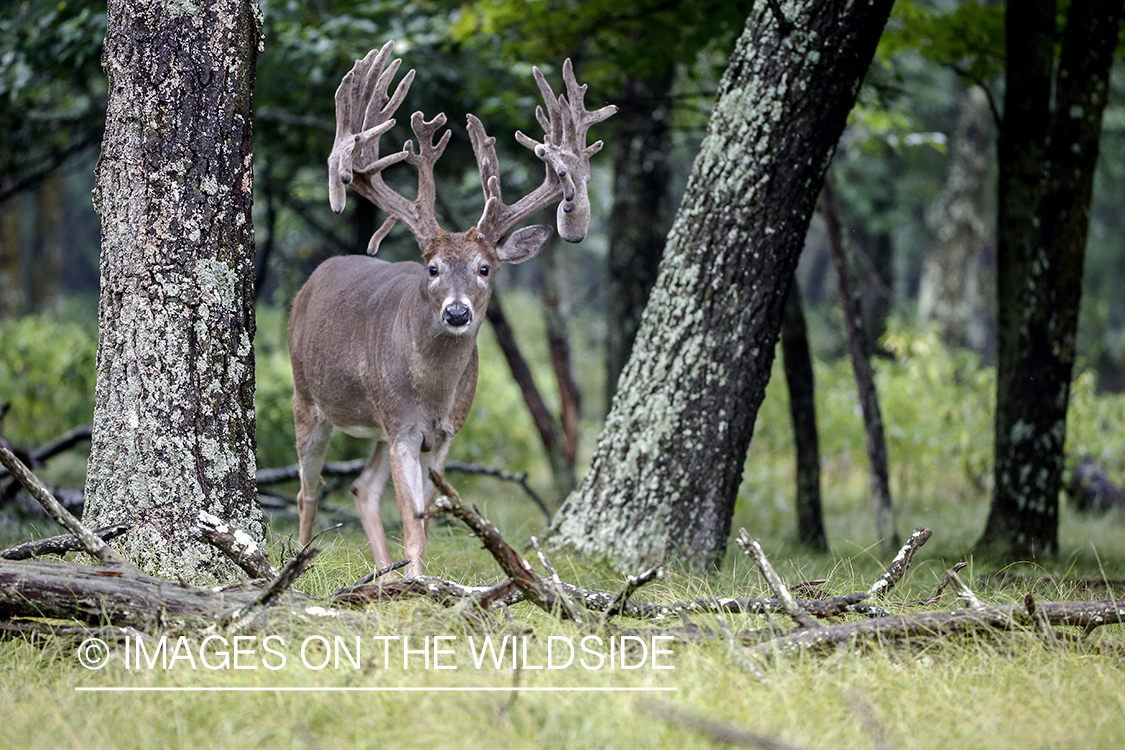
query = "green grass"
xmin=3 ymin=492 xmax=1124 ymax=750
xmin=3 ymin=303 xmax=1125 ymax=748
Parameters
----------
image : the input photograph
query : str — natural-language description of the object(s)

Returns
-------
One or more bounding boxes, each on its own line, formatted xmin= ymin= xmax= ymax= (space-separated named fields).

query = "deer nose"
xmin=442 ymin=303 xmax=472 ymax=327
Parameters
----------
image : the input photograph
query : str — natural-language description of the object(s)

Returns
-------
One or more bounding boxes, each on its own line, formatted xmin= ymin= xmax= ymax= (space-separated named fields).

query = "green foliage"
xmin=878 ymin=0 xmax=1005 ymax=84
xmin=452 ymin=0 xmax=748 ymax=90
xmin=0 ymin=0 xmax=106 ymax=197
xmin=0 ymin=313 xmax=97 ymax=447
xmin=740 ymin=322 xmax=1123 ymax=548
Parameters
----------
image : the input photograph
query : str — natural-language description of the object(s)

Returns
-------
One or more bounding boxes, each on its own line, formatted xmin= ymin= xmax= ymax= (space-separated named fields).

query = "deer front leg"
xmin=294 ymin=400 xmax=333 ymax=547
xmin=353 ymin=441 xmax=395 ymax=572
xmin=388 ymin=430 xmax=427 ymax=578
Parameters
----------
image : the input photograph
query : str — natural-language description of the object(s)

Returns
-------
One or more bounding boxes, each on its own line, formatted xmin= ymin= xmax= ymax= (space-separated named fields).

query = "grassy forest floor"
xmin=2 ymin=297 xmax=1124 ymax=748
xmin=2 ymin=487 xmax=1124 ymax=750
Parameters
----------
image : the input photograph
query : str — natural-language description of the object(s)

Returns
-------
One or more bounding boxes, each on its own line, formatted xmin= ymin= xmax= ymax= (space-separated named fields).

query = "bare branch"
xmin=194 ymin=511 xmax=279 ymax=580
xmin=867 ymin=527 xmax=932 ymax=599
xmin=736 ymin=530 xmax=821 ymax=630
xmin=0 ymin=443 xmax=127 ymax=566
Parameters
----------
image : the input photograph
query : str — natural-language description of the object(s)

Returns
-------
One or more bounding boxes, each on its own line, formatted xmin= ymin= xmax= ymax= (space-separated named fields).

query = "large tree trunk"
xmin=548 ymin=0 xmax=895 ymax=571
xmin=981 ymin=0 xmax=1124 ymax=558
xmin=604 ymin=70 xmax=675 ymax=408
xmin=83 ymin=0 xmax=265 ymax=583
xmin=918 ymin=84 xmax=995 ymax=356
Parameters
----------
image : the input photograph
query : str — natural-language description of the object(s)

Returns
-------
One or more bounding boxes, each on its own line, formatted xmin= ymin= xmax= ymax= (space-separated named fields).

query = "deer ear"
xmin=496 ymin=225 xmax=552 ymax=264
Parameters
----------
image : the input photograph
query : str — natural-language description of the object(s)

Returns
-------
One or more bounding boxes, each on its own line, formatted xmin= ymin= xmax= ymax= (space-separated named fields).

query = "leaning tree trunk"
xmin=548 ymin=0 xmax=895 ymax=571
xmin=84 ymin=0 xmax=265 ymax=583
xmin=981 ymin=0 xmax=1124 ymax=558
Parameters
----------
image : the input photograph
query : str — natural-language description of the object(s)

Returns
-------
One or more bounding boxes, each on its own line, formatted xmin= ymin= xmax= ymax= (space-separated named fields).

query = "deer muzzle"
xmin=442 ymin=302 xmax=472 ymax=328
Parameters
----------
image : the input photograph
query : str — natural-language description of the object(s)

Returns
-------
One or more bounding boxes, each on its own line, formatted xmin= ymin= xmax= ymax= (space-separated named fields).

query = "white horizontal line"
xmin=75 ymin=686 xmax=677 ymax=693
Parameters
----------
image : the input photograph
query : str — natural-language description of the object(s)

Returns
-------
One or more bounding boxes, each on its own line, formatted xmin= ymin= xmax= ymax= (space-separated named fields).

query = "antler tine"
xmin=472 ymin=59 xmax=615 ymax=244
xmin=328 ymin=41 xmax=450 ymax=252
xmin=561 ymin=58 xmax=616 ymax=149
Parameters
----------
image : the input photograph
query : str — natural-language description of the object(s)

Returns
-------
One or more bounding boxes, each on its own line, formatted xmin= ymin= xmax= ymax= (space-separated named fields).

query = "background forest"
xmin=1 ymin=0 xmax=1124 ymax=563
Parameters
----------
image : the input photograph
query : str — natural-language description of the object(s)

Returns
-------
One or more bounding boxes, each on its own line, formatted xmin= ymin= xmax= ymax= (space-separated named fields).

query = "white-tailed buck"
xmin=289 ymin=41 xmax=614 ymax=577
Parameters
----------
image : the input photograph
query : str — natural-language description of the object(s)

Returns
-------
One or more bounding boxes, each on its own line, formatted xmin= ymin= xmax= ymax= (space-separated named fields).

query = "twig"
xmin=867 ymin=527 xmax=932 ymax=599
xmin=0 ymin=443 xmax=127 ymax=565
xmin=350 ymin=559 xmax=410 ymax=587
xmin=194 ymin=511 xmax=279 ymax=579
xmin=603 ymin=566 xmax=662 ymax=621
xmin=638 ymin=699 xmax=815 ymax=750
xmin=531 ymin=536 xmax=585 ymax=624
xmin=305 ymin=522 xmax=344 ymax=549
xmin=918 ymin=562 xmax=967 ymax=605
xmin=0 ymin=524 xmax=130 ymax=561
xmin=736 ymin=530 xmax=820 ymax=630
xmin=224 ymin=547 xmax=320 ymax=630
xmin=426 ymin=470 xmax=578 ymax=619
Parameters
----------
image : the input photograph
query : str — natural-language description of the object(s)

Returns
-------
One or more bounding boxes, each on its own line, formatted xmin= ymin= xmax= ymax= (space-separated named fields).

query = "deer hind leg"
xmin=294 ymin=398 xmax=333 ymax=548
xmin=353 ymin=441 xmax=394 ymax=571
xmin=388 ymin=434 xmax=427 ymax=578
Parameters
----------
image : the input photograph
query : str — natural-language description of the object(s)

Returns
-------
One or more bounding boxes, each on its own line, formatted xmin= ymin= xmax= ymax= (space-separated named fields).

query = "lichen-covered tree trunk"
xmin=981 ymin=0 xmax=1124 ymax=558
xmin=83 ymin=0 xmax=265 ymax=582
xmin=548 ymin=0 xmax=894 ymax=571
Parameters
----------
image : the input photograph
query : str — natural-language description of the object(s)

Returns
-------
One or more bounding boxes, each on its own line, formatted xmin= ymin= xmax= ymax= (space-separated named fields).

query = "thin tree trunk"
xmin=29 ymin=171 xmax=64 ymax=313
xmin=0 ymin=181 xmax=22 ymax=318
xmin=781 ymin=280 xmax=827 ymax=552
xmin=821 ymin=180 xmax=898 ymax=555
xmin=982 ymin=0 xmax=1124 ymax=557
xmin=604 ymin=70 xmax=675 ymax=409
xmin=540 ymin=238 xmax=580 ymax=492
xmin=548 ymin=0 xmax=895 ymax=571
xmin=485 ymin=289 xmax=572 ymax=497
xmin=83 ymin=0 xmax=265 ymax=583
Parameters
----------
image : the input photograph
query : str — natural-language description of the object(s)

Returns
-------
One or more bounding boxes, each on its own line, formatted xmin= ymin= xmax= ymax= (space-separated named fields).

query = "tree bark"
xmin=780 ymin=281 xmax=827 ymax=552
xmin=548 ymin=0 xmax=895 ymax=571
xmin=83 ymin=0 xmax=265 ymax=583
xmin=981 ymin=0 xmax=1124 ymax=558
xmin=821 ymin=179 xmax=898 ymax=555
xmin=604 ymin=69 xmax=675 ymax=408
xmin=918 ymin=84 xmax=995 ymax=356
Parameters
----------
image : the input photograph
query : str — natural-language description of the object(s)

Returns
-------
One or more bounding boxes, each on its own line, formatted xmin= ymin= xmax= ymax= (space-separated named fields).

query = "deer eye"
xmin=428 ymin=265 xmax=438 ymax=277
xmin=479 ymin=265 xmax=491 ymax=277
